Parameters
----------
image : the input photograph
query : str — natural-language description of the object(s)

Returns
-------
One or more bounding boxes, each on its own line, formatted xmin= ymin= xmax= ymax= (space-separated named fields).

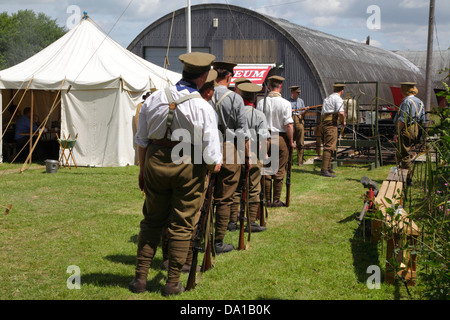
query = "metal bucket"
xmin=45 ymin=160 xmax=58 ymax=173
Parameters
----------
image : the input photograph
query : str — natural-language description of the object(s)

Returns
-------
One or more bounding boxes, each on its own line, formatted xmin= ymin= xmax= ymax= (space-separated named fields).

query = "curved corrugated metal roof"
xmin=394 ymin=50 xmax=450 ymax=89
xmin=262 ymin=13 xmax=425 ymax=104
xmin=129 ymin=3 xmax=428 ymax=105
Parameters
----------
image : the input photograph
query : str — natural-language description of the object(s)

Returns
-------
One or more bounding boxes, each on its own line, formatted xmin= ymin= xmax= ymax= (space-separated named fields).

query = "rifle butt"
xmin=203 ymin=238 xmax=212 ymax=271
xmin=286 ymin=185 xmax=290 ymax=208
xmin=185 ymin=253 xmax=198 ymax=291
xmin=259 ymin=203 xmax=266 ymax=226
xmin=285 ymin=147 xmax=293 ymax=207
xmin=238 ymin=218 xmax=245 ymax=250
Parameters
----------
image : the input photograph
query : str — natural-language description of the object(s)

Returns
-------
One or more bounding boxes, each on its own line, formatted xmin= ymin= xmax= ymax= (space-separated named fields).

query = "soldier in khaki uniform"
xmin=130 ymin=52 xmax=222 ymax=296
xmin=160 ymin=69 xmax=219 ymax=274
xmin=256 ymin=76 xmax=294 ymax=207
xmin=210 ymin=61 xmax=251 ymax=254
xmin=229 ymin=82 xmax=270 ymax=232
xmin=233 ymin=77 xmax=251 ymax=95
xmin=320 ymin=83 xmax=346 ymax=178
xmin=199 ymin=69 xmax=218 ymax=101
xmin=393 ymin=82 xmax=425 ymax=182
xmin=288 ymin=86 xmax=307 ymax=165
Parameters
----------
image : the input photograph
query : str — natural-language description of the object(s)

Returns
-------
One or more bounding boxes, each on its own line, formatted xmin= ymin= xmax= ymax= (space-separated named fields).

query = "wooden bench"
xmin=371 ymin=167 xmax=420 ymax=286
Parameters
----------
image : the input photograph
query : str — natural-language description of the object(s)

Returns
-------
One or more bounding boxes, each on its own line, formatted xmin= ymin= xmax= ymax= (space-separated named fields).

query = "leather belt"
xmin=150 ymin=139 xmax=181 ymax=148
xmin=322 ymin=114 xmax=338 ymax=122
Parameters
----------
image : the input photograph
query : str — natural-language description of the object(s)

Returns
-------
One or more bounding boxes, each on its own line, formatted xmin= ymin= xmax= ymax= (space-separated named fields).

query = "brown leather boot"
xmin=272 ymin=199 xmax=286 ymax=207
xmin=133 ymin=238 xmax=157 ymax=292
xmin=162 ymin=282 xmax=185 ymax=297
xmin=320 ymin=170 xmax=335 ymax=178
xmin=128 ymin=274 xmax=147 ymax=293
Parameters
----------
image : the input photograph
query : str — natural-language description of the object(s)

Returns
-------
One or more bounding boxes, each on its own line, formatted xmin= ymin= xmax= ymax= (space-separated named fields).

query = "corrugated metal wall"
xmin=128 ymin=4 xmax=429 ymax=107
xmin=128 ymin=5 xmax=323 ymax=106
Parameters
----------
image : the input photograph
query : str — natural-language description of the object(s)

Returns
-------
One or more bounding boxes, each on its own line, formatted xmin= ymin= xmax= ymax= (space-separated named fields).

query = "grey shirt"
xmin=243 ymin=104 xmax=270 ymax=161
xmin=210 ymin=85 xmax=250 ymax=142
xmin=243 ymin=105 xmax=270 ymax=141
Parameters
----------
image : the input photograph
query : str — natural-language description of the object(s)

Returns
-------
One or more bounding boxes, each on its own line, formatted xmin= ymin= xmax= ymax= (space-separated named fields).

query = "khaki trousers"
xmin=230 ymin=160 xmax=263 ymax=223
xmin=264 ymin=133 xmax=289 ymax=202
xmin=294 ymin=114 xmax=305 ymax=164
xmin=214 ymin=142 xmax=241 ymax=242
xmin=136 ymin=144 xmax=206 ymax=283
xmin=396 ymin=123 xmax=419 ymax=172
xmin=320 ymin=118 xmax=338 ymax=171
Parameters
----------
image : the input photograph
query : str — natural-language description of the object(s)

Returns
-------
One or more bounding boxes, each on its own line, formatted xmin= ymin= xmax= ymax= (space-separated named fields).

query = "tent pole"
xmin=20 ymin=79 xmax=66 ymax=173
xmin=29 ymin=90 xmax=34 ymax=164
xmin=1 ymin=80 xmax=33 ymax=143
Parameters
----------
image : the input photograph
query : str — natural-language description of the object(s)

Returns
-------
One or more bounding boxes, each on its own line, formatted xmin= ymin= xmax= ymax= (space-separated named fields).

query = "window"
xmin=223 ymin=40 xmax=277 ymax=64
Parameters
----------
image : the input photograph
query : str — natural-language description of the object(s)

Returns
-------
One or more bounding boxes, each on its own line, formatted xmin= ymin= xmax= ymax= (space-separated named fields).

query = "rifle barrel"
xmin=285 ymin=146 xmax=293 ymax=207
xmin=238 ymin=164 xmax=249 ymax=251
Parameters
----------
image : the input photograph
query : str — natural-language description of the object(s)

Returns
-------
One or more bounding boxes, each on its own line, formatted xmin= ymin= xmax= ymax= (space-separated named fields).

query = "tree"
xmin=0 ymin=10 xmax=66 ymax=70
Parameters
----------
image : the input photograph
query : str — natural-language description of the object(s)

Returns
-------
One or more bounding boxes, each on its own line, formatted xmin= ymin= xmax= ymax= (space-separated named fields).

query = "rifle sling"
xmin=212 ymin=90 xmax=233 ymax=135
xmin=245 ymin=173 xmax=251 ymax=249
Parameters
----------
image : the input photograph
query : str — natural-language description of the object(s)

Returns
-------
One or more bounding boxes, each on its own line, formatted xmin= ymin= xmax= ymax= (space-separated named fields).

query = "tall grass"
xmin=410 ymin=81 xmax=450 ymax=299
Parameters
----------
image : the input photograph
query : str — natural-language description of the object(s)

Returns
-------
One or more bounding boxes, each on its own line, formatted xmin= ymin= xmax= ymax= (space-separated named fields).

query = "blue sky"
xmin=1 ymin=0 xmax=449 ymax=52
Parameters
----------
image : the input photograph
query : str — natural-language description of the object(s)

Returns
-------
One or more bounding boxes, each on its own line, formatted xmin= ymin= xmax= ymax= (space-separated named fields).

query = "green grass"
xmin=0 ymin=161 xmax=419 ymax=300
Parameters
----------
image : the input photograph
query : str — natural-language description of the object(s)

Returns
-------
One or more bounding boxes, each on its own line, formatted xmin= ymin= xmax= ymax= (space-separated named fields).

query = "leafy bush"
xmin=416 ymin=70 xmax=450 ymax=299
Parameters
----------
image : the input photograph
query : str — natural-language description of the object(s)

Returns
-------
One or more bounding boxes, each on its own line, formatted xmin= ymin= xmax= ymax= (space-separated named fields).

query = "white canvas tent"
xmin=0 ymin=17 xmax=181 ymax=167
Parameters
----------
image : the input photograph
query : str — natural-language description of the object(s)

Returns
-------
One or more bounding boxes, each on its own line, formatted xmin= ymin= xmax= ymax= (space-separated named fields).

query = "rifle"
xmin=186 ymin=173 xmax=216 ymax=291
xmin=293 ymin=104 xmax=323 ymax=115
xmin=238 ymin=162 xmax=250 ymax=251
xmin=258 ymin=175 xmax=266 ymax=227
xmin=285 ymin=144 xmax=293 ymax=207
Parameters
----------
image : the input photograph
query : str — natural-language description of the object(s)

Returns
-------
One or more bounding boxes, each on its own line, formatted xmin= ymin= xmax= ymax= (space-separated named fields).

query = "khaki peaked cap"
xmin=234 ymin=78 xmax=252 ymax=85
xmin=400 ymin=82 xmax=418 ymax=96
xmin=333 ymin=83 xmax=345 ymax=90
xmin=268 ymin=75 xmax=285 ymax=83
xmin=289 ymin=85 xmax=301 ymax=92
xmin=237 ymin=82 xmax=262 ymax=94
xmin=400 ymin=82 xmax=417 ymax=87
xmin=212 ymin=61 xmax=237 ymax=73
xmin=179 ymin=52 xmax=216 ymax=74
xmin=205 ymin=69 xmax=218 ymax=83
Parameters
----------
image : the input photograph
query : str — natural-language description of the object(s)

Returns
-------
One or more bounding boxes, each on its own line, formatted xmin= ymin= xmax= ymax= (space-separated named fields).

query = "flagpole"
xmin=424 ymin=0 xmax=435 ymax=119
xmin=186 ymin=0 xmax=192 ymax=53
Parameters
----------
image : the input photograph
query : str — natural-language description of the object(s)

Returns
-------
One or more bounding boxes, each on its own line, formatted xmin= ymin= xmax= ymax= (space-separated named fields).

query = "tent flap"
xmin=61 ymin=88 xmax=137 ymax=167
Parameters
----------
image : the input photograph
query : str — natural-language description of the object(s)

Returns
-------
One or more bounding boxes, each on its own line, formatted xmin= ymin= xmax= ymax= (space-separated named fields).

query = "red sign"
xmin=230 ymin=64 xmax=273 ymax=86
xmin=390 ymin=86 xmax=403 ymax=108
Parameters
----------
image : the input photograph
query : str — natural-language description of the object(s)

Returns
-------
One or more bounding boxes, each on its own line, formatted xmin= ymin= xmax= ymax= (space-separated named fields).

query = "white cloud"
xmin=399 ymin=0 xmax=428 ymax=9
xmin=310 ymin=16 xmax=337 ymax=27
xmin=1 ymin=0 xmax=448 ymax=51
